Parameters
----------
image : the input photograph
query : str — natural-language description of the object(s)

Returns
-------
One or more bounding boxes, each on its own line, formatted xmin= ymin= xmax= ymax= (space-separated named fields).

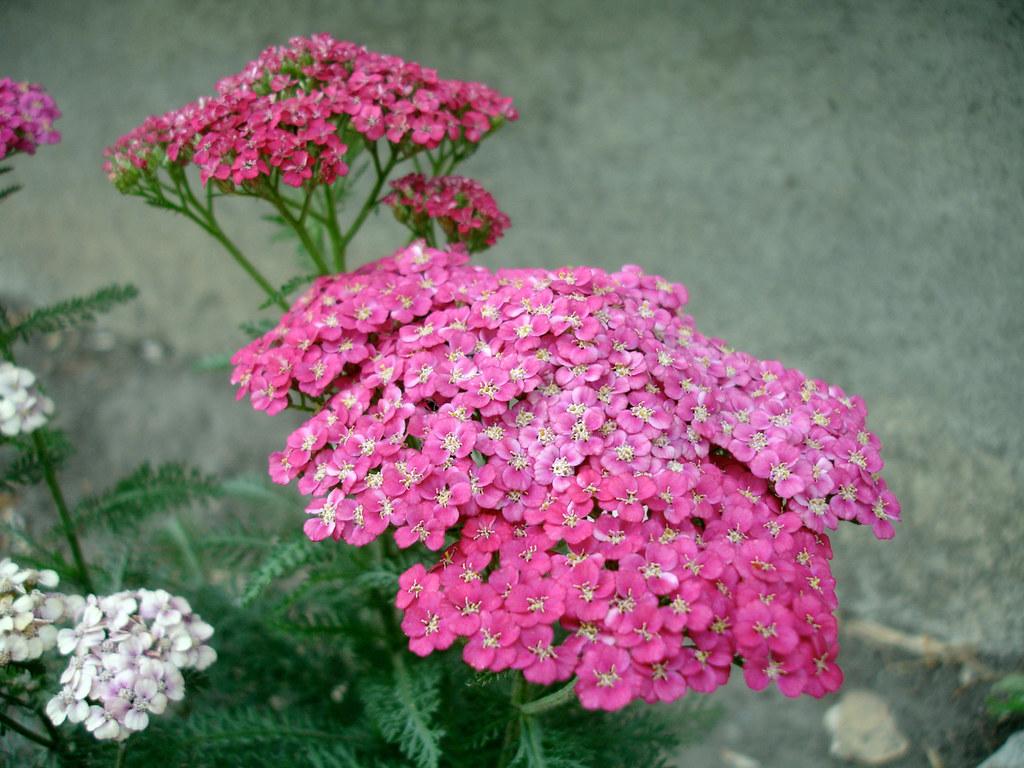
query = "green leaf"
xmin=0 ymin=183 xmax=21 ymax=202
xmin=363 ymin=655 xmax=444 ymax=768
xmin=193 ymin=353 xmax=234 ymax=371
xmin=511 ymin=715 xmax=586 ymax=768
xmin=988 ymin=673 xmax=1024 ymax=717
xmin=259 ymin=273 xmax=318 ymax=310
xmin=0 ymin=429 xmax=72 ymax=490
xmin=1 ymin=284 xmax=138 ymax=345
xmin=72 ymin=462 xmax=221 ymax=534
xmin=241 ymin=536 xmax=324 ymax=606
xmin=220 ymin=473 xmax=301 ymax=512
xmin=240 ymin=318 xmax=277 ymax=338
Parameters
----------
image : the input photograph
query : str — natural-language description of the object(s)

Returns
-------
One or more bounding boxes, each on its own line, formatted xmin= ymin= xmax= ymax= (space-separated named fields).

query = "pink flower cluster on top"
xmin=383 ymin=173 xmax=511 ymax=252
xmin=0 ymin=77 xmax=61 ymax=160
xmin=103 ymin=34 xmax=517 ymax=190
xmin=230 ymin=242 xmax=899 ymax=711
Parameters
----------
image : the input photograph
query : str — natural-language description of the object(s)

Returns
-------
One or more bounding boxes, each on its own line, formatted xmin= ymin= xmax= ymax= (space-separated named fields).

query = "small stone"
xmin=721 ymin=749 xmax=762 ymax=768
xmin=140 ymin=339 xmax=165 ymax=364
xmin=978 ymin=731 xmax=1024 ymax=768
xmin=88 ymin=328 xmax=116 ymax=352
xmin=823 ymin=690 xmax=910 ymax=765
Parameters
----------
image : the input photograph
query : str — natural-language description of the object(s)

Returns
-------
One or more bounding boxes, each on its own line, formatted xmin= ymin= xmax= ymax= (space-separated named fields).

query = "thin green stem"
xmin=161 ymin=170 xmax=287 ymax=310
xmin=0 ymin=691 xmax=62 ymax=750
xmin=337 ymin=145 xmax=398 ymax=262
xmin=192 ymin=213 xmax=289 ymax=309
xmin=268 ymin=191 xmax=329 ymax=275
xmin=323 ymin=184 xmax=345 ymax=272
xmin=115 ymin=741 xmax=128 ymax=768
xmin=32 ymin=430 xmax=94 ymax=594
xmin=518 ymin=679 xmax=577 ymax=716
xmin=0 ymin=710 xmax=57 ymax=751
xmin=496 ymin=677 xmax=526 ymax=768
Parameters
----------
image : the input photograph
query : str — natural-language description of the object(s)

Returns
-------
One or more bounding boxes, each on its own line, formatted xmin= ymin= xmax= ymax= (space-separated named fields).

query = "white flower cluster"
xmin=47 ymin=588 xmax=216 ymax=741
xmin=0 ymin=558 xmax=79 ymax=665
xmin=0 ymin=361 xmax=54 ymax=437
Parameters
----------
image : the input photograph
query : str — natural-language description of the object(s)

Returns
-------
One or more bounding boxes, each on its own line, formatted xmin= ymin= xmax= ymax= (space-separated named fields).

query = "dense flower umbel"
xmin=104 ymin=34 xmax=517 ymax=191
xmin=47 ymin=589 xmax=216 ymax=741
xmin=0 ymin=361 xmax=55 ymax=437
xmin=0 ymin=78 xmax=61 ymax=160
xmin=383 ymin=174 xmax=510 ymax=252
xmin=231 ymin=242 xmax=899 ymax=710
xmin=0 ymin=559 xmax=78 ymax=666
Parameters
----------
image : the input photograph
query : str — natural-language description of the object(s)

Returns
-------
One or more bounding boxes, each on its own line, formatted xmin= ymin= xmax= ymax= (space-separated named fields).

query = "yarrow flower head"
xmin=47 ymin=588 xmax=216 ymax=741
xmin=383 ymin=173 xmax=510 ymax=252
xmin=0 ymin=559 xmax=77 ymax=666
xmin=0 ymin=77 xmax=61 ymax=160
xmin=0 ymin=362 xmax=54 ymax=437
xmin=231 ymin=241 xmax=900 ymax=710
xmin=104 ymin=34 xmax=517 ymax=192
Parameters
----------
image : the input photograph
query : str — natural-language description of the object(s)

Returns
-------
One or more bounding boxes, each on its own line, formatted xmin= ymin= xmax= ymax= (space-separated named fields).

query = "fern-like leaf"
xmin=241 ymin=536 xmax=325 ymax=606
xmin=0 ymin=183 xmax=21 ymax=202
xmin=511 ymin=716 xmax=587 ymax=768
xmin=72 ymin=462 xmax=221 ymax=534
xmin=259 ymin=273 xmax=318 ymax=310
xmin=0 ymin=428 xmax=72 ymax=490
xmin=239 ymin=318 xmax=277 ymax=339
xmin=363 ymin=655 xmax=444 ymax=768
xmin=1 ymin=283 xmax=138 ymax=344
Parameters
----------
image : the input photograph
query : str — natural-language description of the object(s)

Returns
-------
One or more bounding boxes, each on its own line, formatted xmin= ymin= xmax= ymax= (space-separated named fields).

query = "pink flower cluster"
xmin=0 ymin=77 xmax=61 ymax=160
xmin=383 ymin=173 xmax=510 ymax=252
xmin=48 ymin=589 xmax=216 ymax=741
xmin=104 ymin=34 xmax=517 ymax=190
xmin=230 ymin=242 xmax=899 ymax=710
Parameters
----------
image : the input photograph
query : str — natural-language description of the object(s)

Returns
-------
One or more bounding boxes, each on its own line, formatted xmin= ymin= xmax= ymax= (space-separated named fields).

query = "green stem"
xmin=268 ymin=192 xmax=329 ymax=275
xmin=163 ymin=171 xmax=287 ymax=310
xmin=518 ymin=679 xmax=577 ymax=716
xmin=496 ymin=677 xmax=526 ymax=768
xmin=323 ymin=184 xmax=345 ymax=272
xmin=0 ymin=710 xmax=57 ymax=751
xmin=194 ymin=213 xmax=289 ymax=310
xmin=0 ymin=692 xmax=62 ymax=750
xmin=115 ymin=741 xmax=128 ymax=768
xmin=337 ymin=145 xmax=398 ymax=262
xmin=32 ymin=430 xmax=94 ymax=594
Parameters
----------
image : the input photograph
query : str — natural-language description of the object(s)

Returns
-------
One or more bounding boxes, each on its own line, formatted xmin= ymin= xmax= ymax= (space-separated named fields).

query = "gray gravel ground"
xmin=3 ymin=1 xmax=1023 ymax=766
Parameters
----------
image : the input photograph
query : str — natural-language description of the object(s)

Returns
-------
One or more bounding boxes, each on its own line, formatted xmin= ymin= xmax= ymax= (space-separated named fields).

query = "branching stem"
xmin=32 ymin=429 xmax=94 ymax=593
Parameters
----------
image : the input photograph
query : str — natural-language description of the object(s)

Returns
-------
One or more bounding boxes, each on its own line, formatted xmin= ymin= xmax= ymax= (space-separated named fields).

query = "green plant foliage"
xmin=988 ymin=673 xmax=1024 ymax=717
xmin=241 ymin=537 xmax=326 ymax=606
xmin=363 ymin=655 xmax=445 ymax=768
xmin=1 ymin=428 xmax=72 ymax=490
xmin=0 ymin=164 xmax=19 ymax=203
xmin=72 ymin=462 xmax=222 ymax=534
xmin=0 ymin=284 xmax=138 ymax=345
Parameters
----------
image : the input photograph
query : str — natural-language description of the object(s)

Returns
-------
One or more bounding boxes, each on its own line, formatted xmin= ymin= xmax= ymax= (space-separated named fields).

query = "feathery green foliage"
xmin=239 ymin=317 xmax=277 ymax=339
xmin=241 ymin=536 xmax=325 ymax=605
xmin=988 ymin=673 xmax=1024 ymax=717
xmin=363 ymin=655 xmax=445 ymax=768
xmin=0 ymin=283 xmax=138 ymax=345
xmin=72 ymin=462 xmax=221 ymax=534
xmin=0 ymin=428 xmax=72 ymax=490
xmin=259 ymin=273 xmax=318 ymax=310
xmin=0 ymin=164 xmax=18 ymax=203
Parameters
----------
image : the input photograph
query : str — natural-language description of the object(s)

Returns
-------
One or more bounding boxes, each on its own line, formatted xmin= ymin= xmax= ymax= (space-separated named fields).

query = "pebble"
xmin=978 ymin=731 xmax=1024 ymax=768
xmin=140 ymin=338 xmax=166 ymax=364
xmin=823 ymin=690 xmax=910 ymax=765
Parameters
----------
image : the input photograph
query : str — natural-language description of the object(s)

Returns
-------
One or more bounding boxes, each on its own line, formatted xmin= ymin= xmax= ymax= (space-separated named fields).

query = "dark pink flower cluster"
xmin=230 ymin=242 xmax=899 ymax=710
xmin=0 ymin=77 xmax=61 ymax=160
xmin=383 ymin=173 xmax=510 ymax=252
xmin=104 ymin=34 xmax=517 ymax=190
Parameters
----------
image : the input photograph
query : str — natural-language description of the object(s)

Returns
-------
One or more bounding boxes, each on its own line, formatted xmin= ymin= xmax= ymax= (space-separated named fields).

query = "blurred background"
xmin=2 ymin=1 xmax=1023 ymax=765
